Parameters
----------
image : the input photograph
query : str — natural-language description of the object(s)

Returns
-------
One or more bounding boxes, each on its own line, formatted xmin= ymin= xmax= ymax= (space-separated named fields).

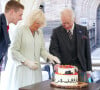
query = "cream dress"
xmin=1 ymin=25 xmax=50 ymax=90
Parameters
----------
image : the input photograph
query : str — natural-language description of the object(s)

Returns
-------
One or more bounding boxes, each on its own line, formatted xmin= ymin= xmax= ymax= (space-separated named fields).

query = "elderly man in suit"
xmin=49 ymin=8 xmax=92 ymax=82
xmin=0 ymin=1 xmax=24 ymax=71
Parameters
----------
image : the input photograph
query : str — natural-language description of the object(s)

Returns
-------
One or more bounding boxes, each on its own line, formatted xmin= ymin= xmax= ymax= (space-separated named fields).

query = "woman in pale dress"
xmin=1 ymin=9 xmax=60 ymax=90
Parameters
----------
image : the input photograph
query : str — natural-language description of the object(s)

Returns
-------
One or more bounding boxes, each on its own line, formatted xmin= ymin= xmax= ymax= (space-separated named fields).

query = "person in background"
xmin=1 ymin=9 xmax=60 ymax=90
xmin=49 ymin=8 xmax=92 ymax=82
xmin=42 ymin=64 xmax=51 ymax=79
xmin=0 ymin=0 xmax=24 ymax=71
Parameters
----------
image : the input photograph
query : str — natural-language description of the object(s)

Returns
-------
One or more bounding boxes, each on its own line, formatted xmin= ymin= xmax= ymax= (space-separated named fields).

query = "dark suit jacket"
xmin=0 ymin=14 xmax=10 ymax=63
xmin=49 ymin=23 xmax=92 ymax=71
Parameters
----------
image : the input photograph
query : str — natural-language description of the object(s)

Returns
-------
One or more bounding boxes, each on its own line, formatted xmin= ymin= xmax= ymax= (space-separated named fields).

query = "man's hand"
xmin=86 ymin=71 xmax=92 ymax=83
xmin=86 ymin=71 xmax=92 ymax=75
xmin=86 ymin=71 xmax=92 ymax=77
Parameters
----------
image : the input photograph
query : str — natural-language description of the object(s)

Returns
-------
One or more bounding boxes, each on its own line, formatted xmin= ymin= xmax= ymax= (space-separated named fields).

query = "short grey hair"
xmin=61 ymin=8 xmax=75 ymax=21
xmin=25 ymin=9 xmax=46 ymax=27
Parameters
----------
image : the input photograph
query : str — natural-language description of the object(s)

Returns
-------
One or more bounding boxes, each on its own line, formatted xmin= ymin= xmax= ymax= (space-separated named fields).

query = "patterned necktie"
xmin=67 ymin=30 xmax=72 ymax=39
xmin=7 ymin=25 xmax=9 ymax=32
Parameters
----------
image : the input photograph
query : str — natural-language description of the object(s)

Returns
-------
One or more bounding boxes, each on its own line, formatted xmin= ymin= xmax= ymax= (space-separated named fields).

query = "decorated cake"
xmin=54 ymin=65 xmax=78 ymax=86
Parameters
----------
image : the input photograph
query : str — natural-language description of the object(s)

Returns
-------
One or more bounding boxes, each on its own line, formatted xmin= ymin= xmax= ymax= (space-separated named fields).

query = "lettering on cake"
xmin=56 ymin=78 xmax=78 ymax=83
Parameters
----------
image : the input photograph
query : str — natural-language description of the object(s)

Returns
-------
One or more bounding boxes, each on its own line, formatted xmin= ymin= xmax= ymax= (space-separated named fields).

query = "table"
xmin=19 ymin=80 xmax=100 ymax=90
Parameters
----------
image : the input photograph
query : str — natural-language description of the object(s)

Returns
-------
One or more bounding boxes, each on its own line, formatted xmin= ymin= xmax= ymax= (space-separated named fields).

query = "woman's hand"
xmin=48 ymin=54 xmax=61 ymax=64
xmin=22 ymin=60 xmax=39 ymax=70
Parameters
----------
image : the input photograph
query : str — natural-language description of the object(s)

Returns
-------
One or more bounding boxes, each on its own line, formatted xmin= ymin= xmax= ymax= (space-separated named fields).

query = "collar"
xmin=63 ymin=23 xmax=74 ymax=34
xmin=6 ymin=19 xmax=9 ymax=26
xmin=70 ymin=23 xmax=74 ymax=34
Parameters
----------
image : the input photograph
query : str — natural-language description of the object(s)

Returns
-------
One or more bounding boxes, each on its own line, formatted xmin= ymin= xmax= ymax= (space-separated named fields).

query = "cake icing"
xmin=54 ymin=65 xmax=78 ymax=86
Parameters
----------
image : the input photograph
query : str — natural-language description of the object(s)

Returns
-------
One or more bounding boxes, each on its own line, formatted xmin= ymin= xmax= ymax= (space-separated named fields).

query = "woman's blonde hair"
xmin=25 ymin=9 xmax=46 ymax=27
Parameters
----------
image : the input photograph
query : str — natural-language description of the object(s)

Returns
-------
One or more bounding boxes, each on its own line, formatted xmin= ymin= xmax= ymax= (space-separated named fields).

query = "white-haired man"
xmin=49 ymin=8 xmax=92 ymax=82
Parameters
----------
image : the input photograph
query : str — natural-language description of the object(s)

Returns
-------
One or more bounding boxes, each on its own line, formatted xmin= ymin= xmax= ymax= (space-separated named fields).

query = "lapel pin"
xmin=79 ymin=30 xmax=82 ymax=33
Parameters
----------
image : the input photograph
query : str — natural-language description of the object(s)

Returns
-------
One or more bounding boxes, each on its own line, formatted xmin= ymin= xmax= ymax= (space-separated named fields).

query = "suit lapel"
xmin=2 ymin=14 xmax=10 ymax=45
xmin=75 ymin=24 xmax=83 ymax=59
xmin=75 ymin=24 xmax=83 ymax=45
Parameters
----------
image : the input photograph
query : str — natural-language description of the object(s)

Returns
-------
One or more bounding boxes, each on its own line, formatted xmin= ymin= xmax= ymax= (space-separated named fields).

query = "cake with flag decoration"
xmin=54 ymin=65 xmax=78 ymax=86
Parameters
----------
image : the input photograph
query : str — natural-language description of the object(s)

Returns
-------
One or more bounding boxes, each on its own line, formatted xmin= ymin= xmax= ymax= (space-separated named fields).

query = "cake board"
xmin=50 ymin=82 xmax=88 ymax=89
